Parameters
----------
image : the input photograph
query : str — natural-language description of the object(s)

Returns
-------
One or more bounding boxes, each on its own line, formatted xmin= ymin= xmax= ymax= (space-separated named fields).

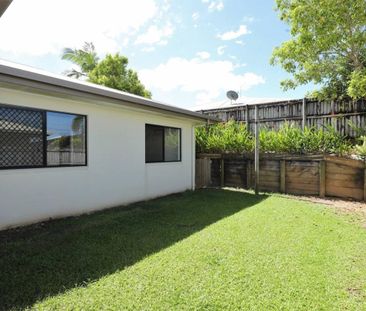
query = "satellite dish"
xmin=226 ymin=90 xmax=239 ymax=101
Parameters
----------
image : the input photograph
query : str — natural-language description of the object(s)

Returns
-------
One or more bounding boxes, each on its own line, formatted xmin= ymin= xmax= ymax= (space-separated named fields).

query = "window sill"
xmin=0 ymin=164 xmax=88 ymax=171
xmin=145 ymin=161 xmax=182 ymax=164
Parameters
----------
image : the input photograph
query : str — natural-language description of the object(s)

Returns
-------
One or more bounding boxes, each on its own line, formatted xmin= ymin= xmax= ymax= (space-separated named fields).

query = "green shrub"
xmin=196 ymin=121 xmax=352 ymax=155
xmin=354 ymin=136 xmax=366 ymax=158
xmin=195 ymin=121 xmax=253 ymax=153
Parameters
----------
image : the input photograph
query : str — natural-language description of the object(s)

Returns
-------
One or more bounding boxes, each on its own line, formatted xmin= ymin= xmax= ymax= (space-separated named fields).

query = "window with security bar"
xmin=0 ymin=104 xmax=87 ymax=169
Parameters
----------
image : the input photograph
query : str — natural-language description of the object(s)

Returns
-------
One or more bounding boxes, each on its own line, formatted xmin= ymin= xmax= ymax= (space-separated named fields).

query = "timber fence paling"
xmin=200 ymin=98 xmax=366 ymax=138
xmin=195 ymin=157 xmax=211 ymax=189
xmin=196 ymin=153 xmax=366 ymax=202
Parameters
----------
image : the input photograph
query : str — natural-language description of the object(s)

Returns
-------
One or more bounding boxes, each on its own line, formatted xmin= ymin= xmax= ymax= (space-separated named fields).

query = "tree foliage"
xmin=62 ymin=42 xmax=151 ymax=98
xmin=62 ymin=42 xmax=99 ymax=79
xmin=271 ymin=0 xmax=366 ymax=99
xmin=88 ymin=54 xmax=151 ymax=98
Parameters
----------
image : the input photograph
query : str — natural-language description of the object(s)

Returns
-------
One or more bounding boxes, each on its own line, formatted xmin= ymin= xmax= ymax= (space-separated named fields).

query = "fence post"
xmin=220 ymin=157 xmax=225 ymax=187
xmin=319 ymin=160 xmax=326 ymax=197
xmin=204 ymin=158 xmax=211 ymax=187
xmin=331 ymin=100 xmax=337 ymax=130
xmin=195 ymin=159 xmax=201 ymax=189
xmin=302 ymin=98 xmax=307 ymax=130
xmin=280 ymin=160 xmax=286 ymax=193
xmin=246 ymin=160 xmax=251 ymax=189
xmin=246 ymin=105 xmax=250 ymax=133
xmin=364 ymin=161 xmax=366 ymax=202
xmin=254 ymin=105 xmax=260 ymax=194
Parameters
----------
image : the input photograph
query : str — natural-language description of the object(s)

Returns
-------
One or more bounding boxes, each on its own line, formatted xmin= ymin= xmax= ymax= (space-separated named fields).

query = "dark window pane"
xmin=47 ymin=112 xmax=86 ymax=166
xmin=164 ymin=128 xmax=180 ymax=161
xmin=0 ymin=106 xmax=44 ymax=168
xmin=145 ymin=125 xmax=163 ymax=162
xmin=145 ymin=124 xmax=181 ymax=163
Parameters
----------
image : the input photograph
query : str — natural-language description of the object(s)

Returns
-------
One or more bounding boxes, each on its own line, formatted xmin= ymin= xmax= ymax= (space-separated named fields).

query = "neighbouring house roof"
xmin=192 ymin=96 xmax=292 ymax=112
xmin=0 ymin=119 xmax=42 ymax=133
xmin=0 ymin=60 xmax=213 ymax=123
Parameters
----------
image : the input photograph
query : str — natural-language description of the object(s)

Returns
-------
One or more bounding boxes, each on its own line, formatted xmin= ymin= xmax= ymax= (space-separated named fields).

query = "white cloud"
xmin=192 ymin=12 xmax=200 ymax=21
xmin=196 ymin=51 xmax=211 ymax=60
xmin=135 ymin=23 xmax=174 ymax=45
xmin=202 ymin=0 xmax=224 ymax=12
xmin=139 ymin=57 xmax=264 ymax=105
xmin=141 ymin=47 xmax=156 ymax=53
xmin=159 ymin=40 xmax=169 ymax=46
xmin=208 ymin=1 xmax=224 ymax=11
xmin=235 ymin=40 xmax=245 ymax=46
xmin=0 ymin=0 xmax=158 ymax=56
xmin=217 ymin=46 xmax=226 ymax=55
xmin=234 ymin=62 xmax=247 ymax=68
xmin=242 ymin=16 xmax=255 ymax=23
xmin=218 ymin=25 xmax=250 ymax=41
xmin=122 ymin=38 xmax=130 ymax=47
xmin=161 ymin=0 xmax=171 ymax=12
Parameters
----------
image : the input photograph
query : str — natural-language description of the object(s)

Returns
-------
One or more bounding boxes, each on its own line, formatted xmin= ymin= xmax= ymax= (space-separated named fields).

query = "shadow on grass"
xmin=0 ymin=189 xmax=267 ymax=310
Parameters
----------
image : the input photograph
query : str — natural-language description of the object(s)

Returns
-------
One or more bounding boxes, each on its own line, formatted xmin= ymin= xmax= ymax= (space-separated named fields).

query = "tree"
xmin=88 ymin=54 xmax=152 ymax=98
xmin=270 ymin=0 xmax=366 ymax=99
xmin=62 ymin=42 xmax=99 ymax=78
xmin=62 ymin=42 xmax=151 ymax=98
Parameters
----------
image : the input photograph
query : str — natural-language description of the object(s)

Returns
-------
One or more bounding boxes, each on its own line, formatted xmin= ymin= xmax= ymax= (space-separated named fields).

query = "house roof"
xmin=0 ymin=60 xmax=213 ymax=122
xmin=0 ymin=0 xmax=12 ymax=17
xmin=193 ymin=96 xmax=292 ymax=112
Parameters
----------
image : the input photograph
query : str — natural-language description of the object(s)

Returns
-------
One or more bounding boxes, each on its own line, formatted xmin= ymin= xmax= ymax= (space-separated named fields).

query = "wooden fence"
xmin=196 ymin=153 xmax=366 ymax=201
xmin=195 ymin=158 xmax=211 ymax=189
xmin=199 ymin=98 xmax=366 ymax=138
xmin=47 ymin=151 xmax=85 ymax=165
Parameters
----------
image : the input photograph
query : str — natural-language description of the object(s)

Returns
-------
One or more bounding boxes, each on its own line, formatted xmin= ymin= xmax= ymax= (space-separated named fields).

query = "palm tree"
xmin=71 ymin=115 xmax=85 ymax=149
xmin=62 ymin=42 xmax=99 ymax=78
xmin=61 ymin=42 xmax=152 ymax=98
xmin=69 ymin=115 xmax=86 ymax=164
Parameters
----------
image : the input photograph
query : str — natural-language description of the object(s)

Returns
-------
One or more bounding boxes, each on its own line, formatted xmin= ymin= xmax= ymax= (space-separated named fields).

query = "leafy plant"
xmin=348 ymin=120 xmax=366 ymax=137
xmin=196 ymin=121 xmax=352 ymax=155
xmin=354 ymin=136 xmax=366 ymax=158
xmin=196 ymin=121 xmax=253 ymax=153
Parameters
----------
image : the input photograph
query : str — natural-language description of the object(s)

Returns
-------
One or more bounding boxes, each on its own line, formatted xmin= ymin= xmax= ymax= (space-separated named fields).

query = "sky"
xmin=0 ymin=0 xmax=312 ymax=109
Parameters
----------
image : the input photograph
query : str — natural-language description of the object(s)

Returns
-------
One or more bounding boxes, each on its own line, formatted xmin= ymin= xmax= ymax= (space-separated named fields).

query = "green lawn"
xmin=1 ymin=190 xmax=366 ymax=310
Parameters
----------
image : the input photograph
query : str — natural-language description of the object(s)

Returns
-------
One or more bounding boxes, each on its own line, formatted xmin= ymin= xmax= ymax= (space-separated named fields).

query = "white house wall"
xmin=0 ymin=87 xmax=198 ymax=230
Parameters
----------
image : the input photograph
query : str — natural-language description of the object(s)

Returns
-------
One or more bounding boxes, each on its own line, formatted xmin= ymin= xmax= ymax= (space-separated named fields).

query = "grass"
xmin=1 ymin=189 xmax=366 ymax=310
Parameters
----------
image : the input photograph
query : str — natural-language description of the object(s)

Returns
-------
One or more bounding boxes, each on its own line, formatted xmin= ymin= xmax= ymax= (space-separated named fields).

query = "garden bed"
xmin=196 ymin=153 xmax=366 ymax=201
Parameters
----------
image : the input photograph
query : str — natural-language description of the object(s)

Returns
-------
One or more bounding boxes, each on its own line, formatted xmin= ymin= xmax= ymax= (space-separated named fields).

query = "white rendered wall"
xmin=0 ymin=87 xmax=199 ymax=230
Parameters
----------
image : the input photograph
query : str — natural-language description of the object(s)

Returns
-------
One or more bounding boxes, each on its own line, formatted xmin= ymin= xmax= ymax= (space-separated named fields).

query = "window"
xmin=47 ymin=112 xmax=86 ymax=166
xmin=145 ymin=124 xmax=181 ymax=163
xmin=0 ymin=104 xmax=87 ymax=169
xmin=0 ymin=105 xmax=44 ymax=168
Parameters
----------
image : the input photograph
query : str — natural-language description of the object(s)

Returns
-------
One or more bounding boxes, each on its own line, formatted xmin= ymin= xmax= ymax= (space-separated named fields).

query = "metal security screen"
xmin=0 ymin=105 xmax=44 ymax=168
